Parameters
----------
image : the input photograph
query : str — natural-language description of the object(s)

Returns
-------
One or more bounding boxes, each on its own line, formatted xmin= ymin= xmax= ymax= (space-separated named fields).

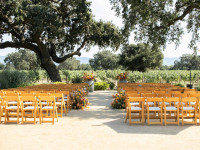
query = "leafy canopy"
xmin=119 ymin=43 xmax=163 ymax=72
xmin=0 ymin=0 xmax=123 ymax=81
xmin=110 ymin=0 xmax=200 ymax=50
xmin=172 ymin=54 xmax=200 ymax=70
xmin=4 ymin=49 xmax=40 ymax=70
xmin=89 ymin=50 xmax=120 ymax=70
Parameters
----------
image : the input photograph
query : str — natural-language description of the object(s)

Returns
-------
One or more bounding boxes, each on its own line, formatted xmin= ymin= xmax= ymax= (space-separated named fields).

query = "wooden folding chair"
xmin=20 ymin=96 xmax=38 ymax=124
xmin=0 ymin=97 xmax=3 ymax=124
xmin=50 ymin=93 xmax=66 ymax=117
xmin=146 ymin=97 xmax=163 ymax=125
xmin=39 ymin=96 xmax=58 ymax=125
xmin=163 ymin=97 xmax=180 ymax=126
xmin=127 ymin=97 xmax=145 ymax=125
xmin=4 ymin=96 xmax=20 ymax=124
xmin=57 ymin=91 xmax=70 ymax=113
xmin=180 ymin=97 xmax=198 ymax=125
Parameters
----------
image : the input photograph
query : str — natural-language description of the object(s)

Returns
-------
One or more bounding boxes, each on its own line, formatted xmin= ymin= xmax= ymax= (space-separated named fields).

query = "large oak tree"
xmin=110 ymin=0 xmax=200 ymax=50
xmin=0 ymin=0 xmax=122 ymax=81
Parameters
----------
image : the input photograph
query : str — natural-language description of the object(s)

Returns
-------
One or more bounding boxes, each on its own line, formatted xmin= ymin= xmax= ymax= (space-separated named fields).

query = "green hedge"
xmin=94 ymin=82 xmax=109 ymax=90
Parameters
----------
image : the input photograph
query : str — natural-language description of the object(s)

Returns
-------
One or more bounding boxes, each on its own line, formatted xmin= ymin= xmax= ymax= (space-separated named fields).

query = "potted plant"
xmin=83 ymin=73 xmax=95 ymax=92
xmin=116 ymin=72 xmax=128 ymax=83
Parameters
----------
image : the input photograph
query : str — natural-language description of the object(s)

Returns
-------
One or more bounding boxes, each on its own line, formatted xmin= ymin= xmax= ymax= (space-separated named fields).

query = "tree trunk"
xmin=41 ymin=58 xmax=61 ymax=82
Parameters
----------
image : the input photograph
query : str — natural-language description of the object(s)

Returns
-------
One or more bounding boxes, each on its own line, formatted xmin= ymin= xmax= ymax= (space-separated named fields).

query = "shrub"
xmin=175 ymin=83 xmax=184 ymax=87
xmin=71 ymin=75 xmax=83 ymax=83
xmin=109 ymin=82 xmax=115 ymax=90
xmin=94 ymin=82 xmax=109 ymax=90
xmin=0 ymin=70 xmax=30 ymax=89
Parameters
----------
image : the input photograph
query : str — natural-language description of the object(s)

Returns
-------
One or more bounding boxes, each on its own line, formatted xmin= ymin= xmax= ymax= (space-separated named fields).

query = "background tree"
xmin=58 ymin=57 xmax=80 ymax=70
xmin=78 ymin=64 xmax=91 ymax=70
xmin=110 ymin=0 xmax=200 ymax=50
xmin=0 ymin=0 xmax=122 ymax=81
xmin=4 ymin=49 xmax=40 ymax=70
xmin=0 ymin=63 xmax=4 ymax=70
xmin=172 ymin=54 xmax=200 ymax=70
xmin=119 ymin=43 xmax=163 ymax=72
xmin=89 ymin=50 xmax=120 ymax=70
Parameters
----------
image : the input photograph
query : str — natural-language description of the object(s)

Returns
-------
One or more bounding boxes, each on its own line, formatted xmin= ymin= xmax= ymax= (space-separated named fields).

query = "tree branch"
xmin=0 ymin=41 xmax=40 ymax=54
xmin=50 ymin=39 xmax=87 ymax=63
xmin=157 ymin=4 xmax=200 ymax=29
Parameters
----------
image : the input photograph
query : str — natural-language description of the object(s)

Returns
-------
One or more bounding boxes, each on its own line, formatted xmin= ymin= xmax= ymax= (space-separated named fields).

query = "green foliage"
xmin=58 ymin=58 xmax=81 ymax=70
xmin=0 ymin=0 xmax=122 ymax=81
xmin=109 ymin=82 xmax=115 ymax=90
xmin=4 ymin=49 xmax=40 ymax=70
xmin=94 ymin=82 xmax=109 ymax=90
xmin=0 ymin=70 xmax=36 ymax=89
xmin=175 ymin=83 xmax=185 ymax=87
xmin=71 ymin=74 xmax=83 ymax=83
xmin=110 ymin=0 xmax=200 ymax=49
xmin=172 ymin=54 xmax=200 ymax=70
xmin=119 ymin=43 xmax=163 ymax=72
xmin=89 ymin=50 xmax=120 ymax=70
xmin=0 ymin=63 xmax=5 ymax=70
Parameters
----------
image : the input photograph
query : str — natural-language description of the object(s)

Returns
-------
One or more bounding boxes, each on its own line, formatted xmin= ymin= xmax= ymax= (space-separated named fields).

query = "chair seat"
xmin=24 ymin=106 xmax=35 ymax=110
xmin=42 ymin=106 xmax=54 ymax=110
xmin=149 ymin=107 xmax=160 ymax=111
xmin=175 ymin=102 xmax=185 ymax=105
xmin=190 ymin=102 xmax=196 ymax=105
xmin=8 ymin=101 xmax=17 ymax=104
xmin=7 ymin=106 xmax=19 ymax=109
xmin=56 ymin=102 xmax=62 ymax=105
xmin=24 ymin=102 xmax=33 ymax=105
xmin=159 ymin=102 xmax=170 ymax=105
xmin=165 ymin=107 xmax=177 ymax=110
xmin=181 ymin=107 xmax=194 ymax=110
xmin=145 ymin=102 xmax=154 ymax=105
xmin=131 ymin=107 xmax=142 ymax=110
xmin=130 ymin=102 xmax=139 ymax=106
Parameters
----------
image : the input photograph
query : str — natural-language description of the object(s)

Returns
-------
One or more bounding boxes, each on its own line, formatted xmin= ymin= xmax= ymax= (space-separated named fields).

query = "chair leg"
xmin=182 ymin=110 xmax=184 ymax=126
xmin=52 ymin=110 xmax=55 ymax=125
xmin=164 ymin=109 xmax=166 ymax=126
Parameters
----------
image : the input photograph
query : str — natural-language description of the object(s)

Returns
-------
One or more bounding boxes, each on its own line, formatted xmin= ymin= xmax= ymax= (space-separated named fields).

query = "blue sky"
xmin=0 ymin=0 xmax=199 ymax=58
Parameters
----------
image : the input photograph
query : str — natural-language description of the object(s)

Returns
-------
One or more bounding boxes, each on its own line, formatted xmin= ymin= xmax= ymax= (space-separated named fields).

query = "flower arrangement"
xmin=116 ymin=72 xmax=128 ymax=80
xmin=72 ymin=88 xmax=89 ymax=109
xmin=83 ymin=73 xmax=95 ymax=81
xmin=111 ymin=91 xmax=126 ymax=109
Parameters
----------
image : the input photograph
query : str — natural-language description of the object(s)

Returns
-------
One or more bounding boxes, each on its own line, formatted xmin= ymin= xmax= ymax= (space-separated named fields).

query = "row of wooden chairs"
xmin=126 ymin=97 xmax=199 ymax=126
xmin=0 ymin=83 xmax=89 ymax=125
xmin=0 ymin=96 xmax=58 ymax=125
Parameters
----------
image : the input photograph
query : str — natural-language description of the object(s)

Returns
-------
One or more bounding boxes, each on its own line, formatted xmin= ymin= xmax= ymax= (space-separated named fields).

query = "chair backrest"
xmin=181 ymin=97 xmax=198 ymax=104
xmin=128 ymin=97 xmax=145 ymax=107
xmin=38 ymin=96 xmax=55 ymax=103
xmin=4 ymin=92 xmax=19 ymax=96
xmin=146 ymin=97 xmax=163 ymax=102
xmin=50 ymin=93 xmax=64 ymax=101
xmin=126 ymin=93 xmax=141 ymax=98
xmin=141 ymin=93 xmax=157 ymax=98
xmin=157 ymin=93 xmax=172 ymax=98
xmin=189 ymin=93 xmax=200 ymax=97
xmin=20 ymin=93 xmax=35 ymax=97
xmin=20 ymin=96 xmax=37 ymax=102
xmin=35 ymin=93 xmax=50 ymax=97
xmin=164 ymin=97 xmax=180 ymax=106
xmin=3 ymin=96 xmax=20 ymax=102
xmin=173 ymin=93 xmax=188 ymax=98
